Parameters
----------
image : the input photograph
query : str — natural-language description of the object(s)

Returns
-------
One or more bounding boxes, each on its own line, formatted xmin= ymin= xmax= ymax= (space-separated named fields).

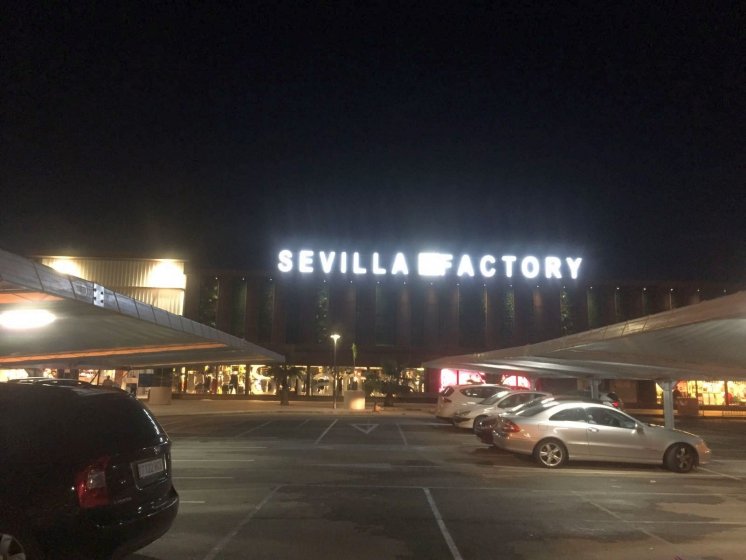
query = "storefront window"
xmin=656 ymin=380 xmax=746 ymax=406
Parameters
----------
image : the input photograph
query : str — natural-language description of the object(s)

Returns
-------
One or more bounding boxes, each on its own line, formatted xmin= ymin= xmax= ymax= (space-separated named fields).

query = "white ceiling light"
xmin=0 ymin=309 xmax=57 ymax=330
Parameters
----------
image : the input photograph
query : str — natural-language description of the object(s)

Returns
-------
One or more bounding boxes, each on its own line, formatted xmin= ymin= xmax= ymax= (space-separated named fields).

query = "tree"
xmin=362 ymin=361 xmax=412 ymax=406
xmin=267 ymin=364 xmax=304 ymax=405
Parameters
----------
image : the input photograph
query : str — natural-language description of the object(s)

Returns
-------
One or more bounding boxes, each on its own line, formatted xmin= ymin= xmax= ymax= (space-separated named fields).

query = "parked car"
xmin=452 ymin=390 xmax=551 ymax=431
xmin=435 ymin=384 xmax=511 ymax=420
xmin=0 ymin=382 xmax=179 ymax=559
xmin=556 ymin=389 xmax=624 ymax=409
xmin=492 ymin=398 xmax=710 ymax=473
xmin=473 ymin=395 xmax=556 ymax=444
xmin=8 ymin=377 xmax=91 ymax=386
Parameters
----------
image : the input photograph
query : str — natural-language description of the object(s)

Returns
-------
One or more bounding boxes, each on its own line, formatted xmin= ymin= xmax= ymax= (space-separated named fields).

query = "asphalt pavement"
xmin=145 ymin=396 xmax=434 ymax=418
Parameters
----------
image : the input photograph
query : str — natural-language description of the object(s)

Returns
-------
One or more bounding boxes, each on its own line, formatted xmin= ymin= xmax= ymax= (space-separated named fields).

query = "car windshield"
xmin=512 ymin=398 xmax=560 ymax=417
xmin=481 ymin=390 xmax=512 ymax=405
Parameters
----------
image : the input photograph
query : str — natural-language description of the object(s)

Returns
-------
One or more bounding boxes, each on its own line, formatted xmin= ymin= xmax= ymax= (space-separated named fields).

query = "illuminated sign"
xmin=277 ymin=250 xmax=582 ymax=280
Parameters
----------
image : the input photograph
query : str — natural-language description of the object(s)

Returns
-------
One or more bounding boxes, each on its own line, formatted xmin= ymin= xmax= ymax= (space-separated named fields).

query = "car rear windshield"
xmin=481 ymin=390 xmax=512 ymax=405
xmin=2 ymin=390 xmax=166 ymax=462
xmin=461 ymin=386 xmax=499 ymax=399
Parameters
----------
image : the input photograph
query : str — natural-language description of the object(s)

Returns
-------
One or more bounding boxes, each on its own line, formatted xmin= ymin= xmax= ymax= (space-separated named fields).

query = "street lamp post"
xmin=330 ymin=333 xmax=340 ymax=409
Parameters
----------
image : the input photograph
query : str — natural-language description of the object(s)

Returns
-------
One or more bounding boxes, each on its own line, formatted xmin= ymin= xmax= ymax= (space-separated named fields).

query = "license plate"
xmin=137 ymin=457 xmax=165 ymax=479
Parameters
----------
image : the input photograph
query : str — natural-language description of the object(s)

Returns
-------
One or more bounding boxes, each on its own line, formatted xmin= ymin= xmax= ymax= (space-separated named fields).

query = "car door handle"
xmin=588 ymin=427 xmax=599 ymax=433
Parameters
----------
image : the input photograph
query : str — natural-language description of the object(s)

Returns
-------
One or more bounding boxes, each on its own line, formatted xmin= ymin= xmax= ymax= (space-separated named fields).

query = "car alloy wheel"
xmin=665 ymin=444 xmax=696 ymax=473
xmin=534 ymin=439 xmax=568 ymax=468
xmin=0 ymin=531 xmax=28 ymax=560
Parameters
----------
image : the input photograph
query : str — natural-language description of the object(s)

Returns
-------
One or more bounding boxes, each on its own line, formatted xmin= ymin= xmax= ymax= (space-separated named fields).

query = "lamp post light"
xmin=330 ymin=333 xmax=340 ymax=409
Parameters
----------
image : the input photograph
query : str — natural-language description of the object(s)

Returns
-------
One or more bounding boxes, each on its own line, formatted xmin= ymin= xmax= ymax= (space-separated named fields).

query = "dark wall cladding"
xmin=186 ymin=270 xmax=743 ymax=366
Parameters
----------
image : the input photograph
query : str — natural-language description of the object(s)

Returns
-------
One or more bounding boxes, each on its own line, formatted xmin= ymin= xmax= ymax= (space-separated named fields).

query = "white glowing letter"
xmin=298 ymin=250 xmax=314 ymax=273
xmin=418 ymin=253 xmax=453 ymax=276
xmin=521 ymin=256 xmax=540 ymax=279
xmin=456 ymin=255 xmax=475 ymax=277
xmin=566 ymin=257 xmax=583 ymax=279
xmin=352 ymin=252 xmax=367 ymax=274
xmin=277 ymin=249 xmax=293 ymax=273
xmin=544 ymin=256 xmax=562 ymax=279
xmin=391 ymin=252 xmax=409 ymax=275
xmin=479 ymin=255 xmax=496 ymax=277
xmin=319 ymin=251 xmax=336 ymax=274
xmin=501 ymin=255 xmax=517 ymax=278
xmin=371 ymin=252 xmax=386 ymax=275
xmin=340 ymin=252 xmax=348 ymax=273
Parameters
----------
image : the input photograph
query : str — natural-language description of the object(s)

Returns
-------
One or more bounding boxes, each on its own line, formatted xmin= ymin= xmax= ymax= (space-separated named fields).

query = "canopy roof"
xmin=425 ymin=291 xmax=746 ymax=382
xmin=0 ymin=248 xmax=284 ymax=369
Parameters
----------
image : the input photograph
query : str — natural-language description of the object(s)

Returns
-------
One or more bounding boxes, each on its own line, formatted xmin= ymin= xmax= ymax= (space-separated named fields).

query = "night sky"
xmin=2 ymin=3 xmax=744 ymax=282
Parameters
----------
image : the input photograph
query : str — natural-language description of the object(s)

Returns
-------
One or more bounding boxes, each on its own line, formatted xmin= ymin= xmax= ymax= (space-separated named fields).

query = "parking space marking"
xmin=397 ymin=423 xmax=409 ymax=446
xmin=698 ymin=467 xmax=742 ymax=480
xmin=235 ymin=420 xmax=273 ymax=437
xmin=350 ymin=423 xmax=379 ymax=434
xmin=202 ymin=485 xmax=281 ymax=560
xmin=424 ymin=488 xmax=463 ymax=560
xmin=296 ymin=418 xmax=310 ymax=428
xmin=177 ymin=459 xmax=255 ymax=463
xmin=574 ymin=491 xmax=673 ymax=546
xmin=315 ymin=418 xmax=338 ymax=445
xmin=174 ymin=446 xmax=267 ymax=451
xmin=487 ymin=464 xmax=727 ymax=478
xmin=174 ymin=476 xmax=235 ymax=480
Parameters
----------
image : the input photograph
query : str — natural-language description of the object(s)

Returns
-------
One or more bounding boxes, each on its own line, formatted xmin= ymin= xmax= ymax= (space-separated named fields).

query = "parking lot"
xmin=133 ymin=407 xmax=746 ymax=560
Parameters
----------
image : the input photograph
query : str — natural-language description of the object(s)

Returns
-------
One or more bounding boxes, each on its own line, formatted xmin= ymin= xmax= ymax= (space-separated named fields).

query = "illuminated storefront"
xmin=658 ymin=380 xmax=746 ymax=407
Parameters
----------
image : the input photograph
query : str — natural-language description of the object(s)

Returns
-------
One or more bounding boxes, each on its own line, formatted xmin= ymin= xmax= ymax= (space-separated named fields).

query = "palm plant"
xmin=267 ymin=364 xmax=304 ymax=405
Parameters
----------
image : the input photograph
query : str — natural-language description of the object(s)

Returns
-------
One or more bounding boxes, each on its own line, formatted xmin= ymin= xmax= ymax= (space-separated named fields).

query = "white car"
xmin=435 ymin=384 xmax=511 ymax=420
xmin=452 ymin=390 xmax=551 ymax=431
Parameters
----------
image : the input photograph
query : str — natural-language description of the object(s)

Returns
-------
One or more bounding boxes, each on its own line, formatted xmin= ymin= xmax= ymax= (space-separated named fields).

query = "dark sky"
xmin=2 ymin=2 xmax=744 ymax=281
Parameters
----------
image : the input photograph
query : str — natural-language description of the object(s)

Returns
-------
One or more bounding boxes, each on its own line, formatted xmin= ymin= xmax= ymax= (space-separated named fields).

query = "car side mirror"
xmin=635 ymin=423 xmax=644 ymax=433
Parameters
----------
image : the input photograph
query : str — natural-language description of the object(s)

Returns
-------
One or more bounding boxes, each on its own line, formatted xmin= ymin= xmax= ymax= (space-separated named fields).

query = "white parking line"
xmin=235 ymin=420 xmax=273 ymax=437
xmin=488 ymin=464 xmax=726 ymax=478
xmin=397 ymin=423 xmax=409 ymax=446
xmin=576 ymin=491 xmax=672 ymax=546
xmin=174 ymin=476 xmax=235 ymax=480
xmin=424 ymin=488 xmax=463 ymax=560
xmin=202 ymin=486 xmax=280 ymax=560
xmin=698 ymin=467 xmax=742 ymax=480
xmin=315 ymin=419 xmax=338 ymax=445
xmin=177 ymin=459 xmax=255 ymax=463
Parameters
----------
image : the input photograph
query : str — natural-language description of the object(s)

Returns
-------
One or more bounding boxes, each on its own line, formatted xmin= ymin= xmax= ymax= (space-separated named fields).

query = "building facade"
xmin=22 ymin=250 xmax=745 ymax=408
xmin=184 ymin=250 xmax=743 ymax=405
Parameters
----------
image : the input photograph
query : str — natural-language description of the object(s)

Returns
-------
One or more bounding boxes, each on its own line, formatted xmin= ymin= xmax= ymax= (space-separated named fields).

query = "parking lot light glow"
xmin=0 ymin=309 xmax=56 ymax=330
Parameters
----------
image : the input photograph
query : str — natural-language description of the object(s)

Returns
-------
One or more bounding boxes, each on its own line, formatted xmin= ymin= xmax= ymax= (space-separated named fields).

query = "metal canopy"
xmin=0 ymin=248 xmax=284 ymax=369
xmin=424 ymin=291 xmax=746 ymax=428
xmin=425 ymin=291 xmax=746 ymax=381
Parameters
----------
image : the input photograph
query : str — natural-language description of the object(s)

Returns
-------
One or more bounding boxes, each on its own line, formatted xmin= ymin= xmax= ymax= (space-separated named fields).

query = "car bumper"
xmin=697 ymin=443 xmax=712 ymax=466
xmin=452 ymin=416 xmax=475 ymax=429
xmin=492 ymin=431 xmax=535 ymax=456
xmin=46 ymin=486 xmax=179 ymax=559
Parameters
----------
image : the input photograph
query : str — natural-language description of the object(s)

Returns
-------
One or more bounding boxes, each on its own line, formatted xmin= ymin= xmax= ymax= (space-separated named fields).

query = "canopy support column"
xmin=659 ymin=380 xmax=676 ymax=429
xmin=589 ymin=378 xmax=601 ymax=400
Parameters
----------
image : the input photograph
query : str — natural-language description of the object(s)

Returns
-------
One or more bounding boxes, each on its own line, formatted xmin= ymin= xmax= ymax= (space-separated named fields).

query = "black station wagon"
xmin=0 ymin=382 xmax=178 ymax=559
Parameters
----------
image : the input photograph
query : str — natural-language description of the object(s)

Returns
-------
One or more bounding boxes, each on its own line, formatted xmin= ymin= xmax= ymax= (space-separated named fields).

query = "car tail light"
xmin=501 ymin=420 xmax=521 ymax=433
xmin=611 ymin=402 xmax=620 ymax=408
xmin=75 ymin=456 xmax=111 ymax=509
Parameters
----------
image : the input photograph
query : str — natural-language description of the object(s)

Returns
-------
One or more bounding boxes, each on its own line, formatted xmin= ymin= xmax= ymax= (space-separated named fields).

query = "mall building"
xmin=15 ymin=249 xmax=746 ymax=409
